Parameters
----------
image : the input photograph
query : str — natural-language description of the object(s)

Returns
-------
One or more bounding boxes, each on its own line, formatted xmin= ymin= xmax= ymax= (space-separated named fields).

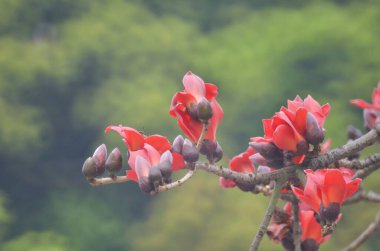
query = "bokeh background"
xmin=1 ymin=0 xmax=380 ymax=250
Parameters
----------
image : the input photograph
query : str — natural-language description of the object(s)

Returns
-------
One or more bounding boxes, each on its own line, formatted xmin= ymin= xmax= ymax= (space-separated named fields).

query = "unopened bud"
xmin=250 ymin=153 xmax=268 ymax=166
xmin=281 ymin=232 xmax=295 ymax=251
xmin=172 ymin=135 xmax=184 ymax=153
xmin=196 ymin=97 xmax=213 ymax=122
xmin=105 ymin=148 xmax=123 ymax=175
xmin=92 ymin=144 xmax=107 ymax=168
xmin=212 ymin=142 xmax=223 ymax=163
xmin=321 ymin=202 xmax=340 ymax=223
xmin=157 ymin=151 xmax=173 ymax=178
xmin=139 ymin=176 xmax=154 ymax=194
xmin=306 ymin=113 xmax=324 ymax=145
xmin=267 ymin=159 xmax=284 ymax=169
xmin=296 ymin=140 xmax=309 ymax=155
xmin=250 ymin=142 xmax=282 ymax=160
xmin=148 ymin=166 xmax=163 ymax=185
xmin=200 ymin=139 xmax=217 ymax=156
xmin=182 ymin=139 xmax=199 ymax=163
xmin=347 ymin=125 xmax=362 ymax=140
xmin=235 ymin=181 xmax=255 ymax=192
xmin=187 ymin=104 xmax=198 ymax=120
xmin=82 ymin=157 xmax=104 ymax=180
xmin=301 ymin=239 xmax=319 ymax=251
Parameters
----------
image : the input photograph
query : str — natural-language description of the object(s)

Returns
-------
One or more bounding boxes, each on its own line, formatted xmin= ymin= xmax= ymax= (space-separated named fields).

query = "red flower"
xmin=351 ymin=82 xmax=380 ymax=129
xmin=219 ymin=147 xmax=256 ymax=189
xmin=292 ymin=168 xmax=361 ymax=220
xmin=300 ymin=210 xmax=329 ymax=245
xmin=170 ymin=71 xmax=224 ymax=143
xmin=105 ymin=125 xmax=185 ymax=182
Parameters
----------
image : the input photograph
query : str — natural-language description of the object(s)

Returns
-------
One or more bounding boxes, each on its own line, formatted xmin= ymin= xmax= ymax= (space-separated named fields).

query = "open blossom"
xmin=219 ymin=147 xmax=256 ymax=189
xmin=299 ymin=210 xmax=330 ymax=250
xmin=105 ymin=125 xmax=185 ymax=183
xmin=170 ymin=71 xmax=224 ymax=143
xmin=351 ymin=82 xmax=380 ymax=129
xmin=292 ymin=168 xmax=361 ymax=222
xmin=251 ymin=95 xmax=329 ymax=164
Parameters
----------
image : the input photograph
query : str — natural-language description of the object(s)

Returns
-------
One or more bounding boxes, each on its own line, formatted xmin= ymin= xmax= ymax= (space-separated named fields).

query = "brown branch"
xmin=292 ymin=199 xmax=302 ymax=251
xmin=89 ymin=175 xmax=130 ymax=186
xmin=150 ymin=170 xmax=195 ymax=195
xmin=345 ymin=190 xmax=380 ymax=205
xmin=342 ymin=211 xmax=380 ymax=251
xmin=310 ymin=124 xmax=380 ymax=170
xmin=249 ymin=180 xmax=284 ymax=251
xmin=337 ymin=153 xmax=380 ymax=169
xmin=353 ymin=161 xmax=380 ymax=180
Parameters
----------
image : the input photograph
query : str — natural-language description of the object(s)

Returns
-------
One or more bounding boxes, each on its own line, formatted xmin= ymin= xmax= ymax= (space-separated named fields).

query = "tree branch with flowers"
xmin=81 ymin=72 xmax=380 ymax=251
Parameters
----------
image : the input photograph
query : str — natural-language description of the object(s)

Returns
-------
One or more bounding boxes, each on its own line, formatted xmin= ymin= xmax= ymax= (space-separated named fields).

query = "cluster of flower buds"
xmin=171 ymin=135 xmax=199 ymax=165
xmin=351 ymin=82 xmax=380 ymax=130
xmin=250 ymin=95 xmax=330 ymax=166
xmin=82 ymin=144 xmax=123 ymax=181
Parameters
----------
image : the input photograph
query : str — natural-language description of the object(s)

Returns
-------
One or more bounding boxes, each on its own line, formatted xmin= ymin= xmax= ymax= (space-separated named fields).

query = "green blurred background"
xmin=1 ymin=0 xmax=380 ymax=250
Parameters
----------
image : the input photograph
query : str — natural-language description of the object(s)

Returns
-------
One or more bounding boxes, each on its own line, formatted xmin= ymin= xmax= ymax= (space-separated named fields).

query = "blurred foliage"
xmin=1 ymin=0 xmax=380 ymax=250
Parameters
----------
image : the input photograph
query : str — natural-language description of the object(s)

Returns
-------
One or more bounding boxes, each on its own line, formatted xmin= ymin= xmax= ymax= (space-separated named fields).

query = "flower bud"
xmin=187 ymin=104 xmax=199 ymax=120
xmin=157 ymin=150 xmax=173 ymax=179
xmin=250 ymin=153 xmax=268 ymax=166
xmin=281 ymin=232 xmax=295 ymax=251
xmin=249 ymin=142 xmax=282 ymax=160
xmin=139 ymin=176 xmax=154 ymax=194
xmin=235 ymin=181 xmax=255 ymax=192
xmin=148 ymin=166 xmax=163 ymax=185
xmin=200 ymin=139 xmax=217 ymax=156
xmin=347 ymin=125 xmax=362 ymax=140
xmin=212 ymin=142 xmax=223 ymax=163
xmin=105 ymin=148 xmax=123 ymax=175
xmin=321 ymin=202 xmax=340 ymax=223
xmin=305 ymin=113 xmax=324 ymax=145
xmin=82 ymin=157 xmax=104 ymax=180
xmin=182 ymin=139 xmax=199 ymax=163
xmin=92 ymin=144 xmax=107 ymax=168
xmin=172 ymin=135 xmax=184 ymax=153
xmin=196 ymin=97 xmax=213 ymax=122
xmin=301 ymin=239 xmax=319 ymax=251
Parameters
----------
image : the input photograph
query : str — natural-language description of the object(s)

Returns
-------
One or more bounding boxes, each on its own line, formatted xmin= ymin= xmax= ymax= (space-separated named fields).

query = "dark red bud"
xmin=273 ymin=208 xmax=291 ymax=224
xmin=182 ymin=139 xmax=199 ymax=163
xmin=157 ymin=151 xmax=173 ymax=178
xmin=200 ymin=139 xmax=217 ymax=156
xmin=105 ymin=148 xmax=122 ymax=175
xmin=148 ymin=166 xmax=163 ymax=185
xmin=187 ymin=104 xmax=199 ymax=120
xmin=347 ymin=125 xmax=362 ymax=140
xmin=92 ymin=144 xmax=107 ymax=168
xmin=267 ymin=159 xmax=284 ymax=169
xmin=139 ymin=176 xmax=154 ymax=194
xmin=172 ymin=135 xmax=184 ymax=153
xmin=306 ymin=113 xmax=324 ymax=145
xmin=301 ymin=239 xmax=319 ymax=251
xmin=235 ymin=181 xmax=255 ymax=192
xmin=281 ymin=231 xmax=295 ymax=251
xmin=321 ymin=202 xmax=340 ymax=223
xmin=196 ymin=97 xmax=213 ymax=122
xmin=296 ymin=140 xmax=309 ymax=155
xmin=82 ymin=157 xmax=105 ymax=180
xmin=212 ymin=142 xmax=223 ymax=163
xmin=250 ymin=142 xmax=283 ymax=160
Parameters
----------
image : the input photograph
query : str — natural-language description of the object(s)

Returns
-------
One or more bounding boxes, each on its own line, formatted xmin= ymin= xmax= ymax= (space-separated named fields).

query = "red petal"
xmin=205 ymin=83 xmax=218 ymax=100
xmin=144 ymin=144 xmax=161 ymax=166
xmin=128 ymin=149 xmax=149 ymax=170
xmin=350 ymin=99 xmax=374 ymax=109
xmin=145 ymin=135 xmax=171 ymax=154
xmin=105 ymin=125 xmax=145 ymax=151
xmin=262 ymin=119 xmax=274 ymax=138
xmin=301 ymin=210 xmax=323 ymax=242
xmin=372 ymin=82 xmax=380 ymax=106
xmin=292 ymin=184 xmax=321 ymax=213
xmin=344 ymin=178 xmax=361 ymax=201
xmin=183 ymin=71 xmax=205 ymax=102
xmin=322 ymin=169 xmax=346 ymax=206
xmin=204 ymin=99 xmax=223 ymax=142
xmin=172 ymin=152 xmax=186 ymax=171
xmin=230 ymin=153 xmax=254 ymax=174
xmin=273 ymin=124 xmax=298 ymax=152
xmin=294 ymin=108 xmax=308 ymax=135
xmin=126 ymin=170 xmax=138 ymax=182
xmin=219 ymin=177 xmax=236 ymax=188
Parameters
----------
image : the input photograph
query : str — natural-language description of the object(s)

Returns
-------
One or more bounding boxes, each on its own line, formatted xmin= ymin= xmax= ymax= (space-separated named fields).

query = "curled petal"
xmin=183 ymin=71 xmax=205 ymax=102
xmin=172 ymin=152 xmax=186 ymax=171
xmin=350 ymin=99 xmax=375 ymax=110
xmin=145 ymin=135 xmax=171 ymax=154
xmin=322 ymin=169 xmax=346 ymax=206
xmin=105 ymin=126 xmax=144 ymax=151
xmin=273 ymin=124 xmax=298 ymax=152
xmin=205 ymin=83 xmax=218 ymax=100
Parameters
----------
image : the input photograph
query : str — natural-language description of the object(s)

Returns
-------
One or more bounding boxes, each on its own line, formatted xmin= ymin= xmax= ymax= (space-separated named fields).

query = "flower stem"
xmin=196 ymin=122 xmax=209 ymax=150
